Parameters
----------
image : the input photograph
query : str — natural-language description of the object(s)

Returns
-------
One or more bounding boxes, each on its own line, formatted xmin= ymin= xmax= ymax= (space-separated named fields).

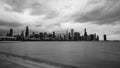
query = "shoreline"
xmin=0 ymin=52 xmax=77 ymax=68
xmin=0 ymin=40 xmax=120 ymax=43
xmin=0 ymin=58 xmax=27 ymax=68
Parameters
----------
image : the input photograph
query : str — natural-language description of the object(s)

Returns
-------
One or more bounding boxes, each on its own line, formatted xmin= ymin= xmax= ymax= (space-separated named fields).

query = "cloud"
xmin=1 ymin=0 xmax=27 ymax=12
xmin=0 ymin=20 xmax=22 ymax=27
xmin=0 ymin=0 xmax=120 ymax=40
xmin=72 ymin=0 xmax=120 ymax=25
xmin=1 ymin=0 xmax=120 ymax=26
xmin=2 ymin=0 xmax=58 ymax=19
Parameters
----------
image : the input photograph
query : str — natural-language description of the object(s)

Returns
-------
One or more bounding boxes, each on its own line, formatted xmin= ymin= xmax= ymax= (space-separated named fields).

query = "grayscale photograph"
xmin=0 ymin=0 xmax=120 ymax=68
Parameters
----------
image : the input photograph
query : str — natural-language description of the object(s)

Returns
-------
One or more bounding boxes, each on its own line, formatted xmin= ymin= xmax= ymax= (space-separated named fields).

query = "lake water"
xmin=0 ymin=41 xmax=120 ymax=67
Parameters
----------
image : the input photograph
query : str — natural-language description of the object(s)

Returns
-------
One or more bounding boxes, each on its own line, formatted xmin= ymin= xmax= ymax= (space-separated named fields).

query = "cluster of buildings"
xmin=0 ymin=26 xmax=107 ymax=41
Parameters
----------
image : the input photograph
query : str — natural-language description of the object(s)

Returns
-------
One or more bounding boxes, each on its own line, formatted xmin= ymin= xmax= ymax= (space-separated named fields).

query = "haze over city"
xmin=0 ymin=0 xmax=120 ymax=40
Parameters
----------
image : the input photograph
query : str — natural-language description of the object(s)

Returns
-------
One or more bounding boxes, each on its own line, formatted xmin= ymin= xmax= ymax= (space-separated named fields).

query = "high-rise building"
xmin=9 ymin=28 xmax=13 ymax=36
xmin=96 ymin=35 xmax=99 ymax=41
xmin=84 ymin=28 xmax=87 ymax=36
xmin=104 ymin=34 xmax=107 ymax=41
xmin=21 ymin=31 xmax=24 ymax=37
xmin=68 ymin=32 xmax=71 ymax=40
xmin=71 ymin=29 xmax=74 ymax=40
xmin=53 ymin=31 xmax=56 ymax=39
xmin=74 ymin=32 xmax=80 ymax=40
xmin=25 ymin=26 xmax=29 ymax=37
xmin=84 ymin=28 xmax=88 ymax=40
xmin=66 ymin=31 xmax=69 ymax=40
xmin=93 ymin=33 xmax=97 ymax=40
xmin=89 ymin=34 xmax=94 ymax=41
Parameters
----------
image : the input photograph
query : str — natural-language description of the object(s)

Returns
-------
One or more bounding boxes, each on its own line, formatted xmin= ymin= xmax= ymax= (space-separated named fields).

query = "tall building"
xmin=84 ymin=28 xmax=87 ymax=36
xmin=104 ymin=34 xmax=107 ymax=41
xmin=74 ymin=32 xmax=80 ymax=40
xmin=89 ymin=34 xmax=94 ymax=41
xmin=93 ymin=33 xmax=97 ymax=40
xmin=71 ymin=29 xmax=74 ymax=40
xmin=9 ymin=28 xmax=13 ymax=36
xmin=21 ymin=31 xmax=24 ymax=37
xmin=66 ymin=31 xmax=69 ymax=40
xmin=84 ymin=28 xmax=88 ymax=40
xmin=96 ymin=35 xmax=99 ymax=41
xmin=25 ymin=26 xmax=29 ymax=37
xmin=68 ymin=32 xmax=71 ymax=40
xmin=53 ymin=31 xmax=56 ymax=38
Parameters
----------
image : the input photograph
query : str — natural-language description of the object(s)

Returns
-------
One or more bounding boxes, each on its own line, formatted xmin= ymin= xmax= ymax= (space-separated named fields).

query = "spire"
xmin=84 ymin=28 xmax=87 ymax=36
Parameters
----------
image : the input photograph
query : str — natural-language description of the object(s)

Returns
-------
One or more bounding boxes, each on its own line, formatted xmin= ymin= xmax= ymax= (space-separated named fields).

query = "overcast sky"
xmin=0 ymin=0 xmax=120 ymax=40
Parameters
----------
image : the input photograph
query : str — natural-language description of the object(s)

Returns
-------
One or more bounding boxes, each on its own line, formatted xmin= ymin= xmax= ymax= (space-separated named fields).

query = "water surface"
xmin=0 ymin=41 xmax=120 ymax=67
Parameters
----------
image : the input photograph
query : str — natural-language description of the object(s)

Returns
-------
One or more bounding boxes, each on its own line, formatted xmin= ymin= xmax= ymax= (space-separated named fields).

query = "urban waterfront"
xmin=0 ymin=26 xmax=106 ymax=41
xmin=1 ymin=0 xmax=120 ymax=68
xmin=0 ymin=41 xmax=120 ymax=68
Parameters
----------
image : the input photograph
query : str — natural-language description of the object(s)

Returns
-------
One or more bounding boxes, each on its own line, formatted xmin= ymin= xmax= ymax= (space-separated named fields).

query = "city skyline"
xmin=0 ymin=26 xmax=108 ymax=41
xmin=0 ymin=25 xmax=116 ymax=41
xmin=0 ymin=0 xmax=120 ymax=40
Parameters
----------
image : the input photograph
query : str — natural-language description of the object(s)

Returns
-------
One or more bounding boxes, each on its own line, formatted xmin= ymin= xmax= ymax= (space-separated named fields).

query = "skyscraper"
xmin=104 ymin=34 xmax=107 ymax=41
xmin=71 ymin=29 xmax=74 ymax=40
xmin=66 ymin=31 xmax=69 ymax=40
xmin=9 ymin=28 xmax=13 ymax=37
xmin=25 ymin=26 xmax=29 ymax=37
xmin=97 ymin=35 xmax=99 ymax=41
xmin=84 ymin=28 xmax=88 ymax=40
xmin=84 ymin=28 xmax=87 ymax=36
xmin=53 ymin=31 xmax=56 ymax=38
xmin=21 ymin=31 xmax=24 ymax=37
xmin=74 ymin=32 xmax=80 ymax=40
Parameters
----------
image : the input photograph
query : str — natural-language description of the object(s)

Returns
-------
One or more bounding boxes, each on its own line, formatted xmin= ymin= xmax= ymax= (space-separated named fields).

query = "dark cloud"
xmin=36 ymin=24 xmax=42 ymax=27
xmin=28 ymin=1 xmax=58 ymax=19
xmin=0 ymin=20 xmax=22 ymax=27
xmin=2 ymin=0 xmax=58 ymax=19
xmin=73 ymin=0 xmax=120 ymax=25
xmin=2 ymin=0 xmax=28 ymax=12
xmin=2 ymin=0 xmax=41 ymax=13
xmin=48 ymin=23 xmax=61 ymax=28
xmin=30 ymin=3 xmax=58 ymax=19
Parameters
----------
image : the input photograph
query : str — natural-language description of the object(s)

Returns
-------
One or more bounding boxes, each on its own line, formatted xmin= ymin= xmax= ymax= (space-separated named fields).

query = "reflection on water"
xmin=0 ymin=41 xmax=120 ymax=67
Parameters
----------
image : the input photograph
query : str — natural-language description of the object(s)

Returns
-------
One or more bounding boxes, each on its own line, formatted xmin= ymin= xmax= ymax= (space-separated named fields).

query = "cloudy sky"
xmin=0 ymin=0 xmax=120 ymax=40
